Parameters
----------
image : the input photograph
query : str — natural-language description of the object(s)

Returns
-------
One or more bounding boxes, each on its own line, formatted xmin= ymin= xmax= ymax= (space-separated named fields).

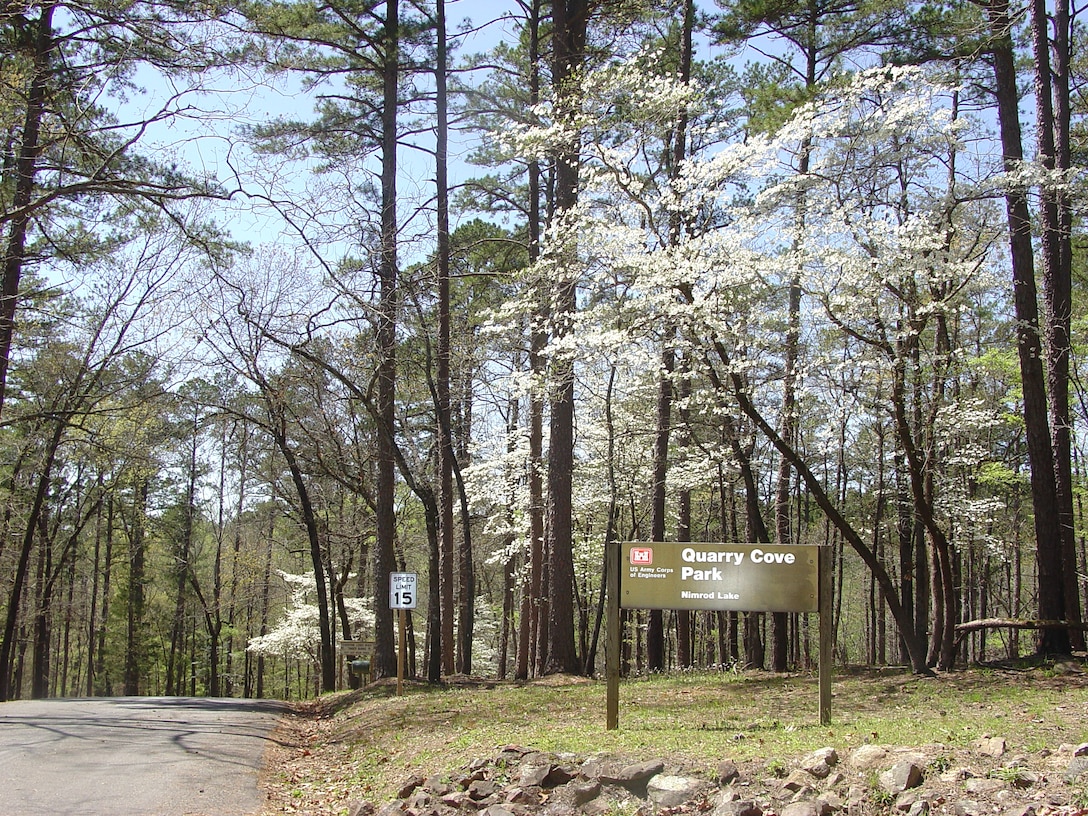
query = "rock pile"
xmin=348 ymin=741 xmax=1088 ymax=816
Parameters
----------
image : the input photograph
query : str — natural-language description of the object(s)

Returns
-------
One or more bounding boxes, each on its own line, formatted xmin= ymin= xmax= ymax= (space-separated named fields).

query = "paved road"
xmin=0 ymin=696 xmax=290 ymax=816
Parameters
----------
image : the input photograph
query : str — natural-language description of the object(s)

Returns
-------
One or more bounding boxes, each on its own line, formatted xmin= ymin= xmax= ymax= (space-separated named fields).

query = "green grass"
xmin=302 ymin=667 xmax=1088 ymax=806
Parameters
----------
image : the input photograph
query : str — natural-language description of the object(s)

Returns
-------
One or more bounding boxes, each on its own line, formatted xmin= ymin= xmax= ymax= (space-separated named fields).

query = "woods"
xmin=0 ymin=0 xmax=1086 ymax=701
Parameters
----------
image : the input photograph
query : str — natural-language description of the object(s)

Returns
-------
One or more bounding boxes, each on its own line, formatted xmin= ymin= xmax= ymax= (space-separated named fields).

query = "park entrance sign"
xmin=605 ymin=541 xmax=832 ymax=730
xmin=621 ymin=543 xmax=818 ymax=613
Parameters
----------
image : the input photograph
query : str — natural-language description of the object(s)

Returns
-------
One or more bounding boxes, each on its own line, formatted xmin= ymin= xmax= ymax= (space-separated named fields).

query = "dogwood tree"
xmin=248 ymin=571 xmax=375 ymax=665
xmin=491 ymin=58 xmax=1015 ymax=674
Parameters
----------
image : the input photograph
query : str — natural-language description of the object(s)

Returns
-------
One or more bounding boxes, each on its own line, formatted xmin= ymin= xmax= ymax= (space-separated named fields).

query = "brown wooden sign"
xmin=619 ymin=542 xmax=818 ymax=613
xmin=606 ymin=541 xmax=832 ymax=730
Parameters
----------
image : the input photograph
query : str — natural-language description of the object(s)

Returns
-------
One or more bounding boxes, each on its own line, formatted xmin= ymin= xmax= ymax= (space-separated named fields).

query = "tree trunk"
xmin=980 ymin=0 xmax=1070 ymax=656
xmin=124 ymin=479 xmax=150 ymax=696
xmin=434 ymin=0 xmax=456 ymax=679
xmin=543 ymin=0 xmax=590 ymax=676
xmin=372 ymin=0 xmax=401 ymax=679
xmin=272 ymin=416 xmax=336 ymax=692
xmin=0 ymin=3 xmax=54 ymax=421
xmin=647 ymin=345 xmax=674 ymax=672
xmin=1030 ymin=0 xmax=1083 ymax=650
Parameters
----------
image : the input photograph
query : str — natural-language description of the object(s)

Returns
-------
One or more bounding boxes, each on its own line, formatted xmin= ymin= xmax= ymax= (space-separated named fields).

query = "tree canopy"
xmin=0 ymin=0 xmax=1084 ymax=701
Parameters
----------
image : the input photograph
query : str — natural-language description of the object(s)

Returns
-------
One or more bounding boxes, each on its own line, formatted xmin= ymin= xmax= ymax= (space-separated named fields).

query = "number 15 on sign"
xmin=390 ymin=572 xmax=417 ymax=609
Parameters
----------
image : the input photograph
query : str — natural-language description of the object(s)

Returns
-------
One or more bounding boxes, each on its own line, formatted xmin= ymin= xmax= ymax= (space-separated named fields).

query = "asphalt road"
xmin=0 ymin=696 xmax=290 ymax=816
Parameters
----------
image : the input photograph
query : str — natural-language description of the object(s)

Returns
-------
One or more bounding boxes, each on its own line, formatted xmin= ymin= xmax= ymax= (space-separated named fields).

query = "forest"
xmin=0 ymin=0 xmax=1084 ymax=701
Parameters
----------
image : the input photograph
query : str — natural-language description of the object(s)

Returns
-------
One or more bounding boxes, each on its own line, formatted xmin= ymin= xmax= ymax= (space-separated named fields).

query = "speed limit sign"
xmin=389 ymin=572 xmax=418 ymax=609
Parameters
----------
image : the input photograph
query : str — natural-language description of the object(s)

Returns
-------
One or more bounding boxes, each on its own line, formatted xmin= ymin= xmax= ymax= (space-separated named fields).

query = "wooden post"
xmin=819 ymin=544 xmax=832 ymax=725
xmin=606 ymin=538 xmax=619 ymax=730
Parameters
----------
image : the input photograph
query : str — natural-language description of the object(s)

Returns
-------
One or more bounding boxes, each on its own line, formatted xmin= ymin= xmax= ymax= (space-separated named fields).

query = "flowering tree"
xmin=248 ymin=571 xmax=375 ymax=665
xmin=487 ymin=58 xmax=1016 ymax=674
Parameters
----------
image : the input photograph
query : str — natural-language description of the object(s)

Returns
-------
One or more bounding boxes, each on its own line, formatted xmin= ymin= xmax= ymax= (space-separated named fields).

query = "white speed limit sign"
xmin=389 ymin=572 xmax=418 ymax=609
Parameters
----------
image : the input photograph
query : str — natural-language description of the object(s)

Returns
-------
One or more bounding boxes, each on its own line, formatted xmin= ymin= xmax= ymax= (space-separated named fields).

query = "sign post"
xmin=819 ymin=545 xmax=832 ymax=725
xmin=389 ymin=572 xmax=417 ymax=696
xmin=605 ymin=538 xmax=620 ymax=730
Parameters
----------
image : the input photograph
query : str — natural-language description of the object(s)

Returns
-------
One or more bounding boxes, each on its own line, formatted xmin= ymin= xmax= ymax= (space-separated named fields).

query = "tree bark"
xmin=980 ymin=0 xmax=1070 ymax=656
xmin=0 ymin=3 xmax=54 ymax=421
xmin=372 ymin=0 xmax=401 ymax=679
xmin=646 ymin=345 xmax=674 ymax=672
xmin=124 ymin=479 xmax=149 ymax=696
xmin=543 ymin=0 xmax=591 ymax=676
xmin=1029 ymin=0 xmax=1083 ymax=650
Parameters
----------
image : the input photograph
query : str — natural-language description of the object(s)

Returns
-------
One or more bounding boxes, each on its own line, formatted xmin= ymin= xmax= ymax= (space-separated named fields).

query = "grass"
xmin=282 ymin=665 xmax=1088 ymax=809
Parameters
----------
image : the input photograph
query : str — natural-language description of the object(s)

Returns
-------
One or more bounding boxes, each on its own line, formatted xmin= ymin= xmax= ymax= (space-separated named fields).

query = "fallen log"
xmin=953 ymin=618 xmax=1088 ymax=650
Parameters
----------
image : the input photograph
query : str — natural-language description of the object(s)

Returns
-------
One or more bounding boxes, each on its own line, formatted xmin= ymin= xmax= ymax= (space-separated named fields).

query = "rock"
xmin=336 ymin=739 xmax=1084 ymax=816
xmin=605 ymin=759 xmax=666 ymax=785
xmin=713 ymin=797 xmax=763 ymax=816
xmin=718 ymin=759 xmax=741 ymax=785
xmin=1010 ymin=769 xmax=1039 ymax=788
xmin=1074 ymin=743 xmax=1088 ymax=758
xmin=780 ymin=770 xmax=811 ymax=793
xmin=781 ymin=800 xmax=823 ymax=816
xmin=504 ymin=787 xmax=540 ymax=805
xmin=1066 ymin=755 xmax=1088 ymax=782
xmin=819 ymin=791 xmax=844 ymax=811
xmin=468 ymin=779 xmax=500 ymax=800
xmin=964 ymin=777 xmax=1004 ymax=795
xmin=423 ymin=774 xmax=452 ymax=795
xmin=646 ymin=773 xmax=708 ymax=807
xmin=975 ymin=737 xmax=1007 ymax=758
xmin=940 ymin=768 xmax=973 ymax=783
xmin=440 ymin=790 xmax=469 ymax=808
xmin=801 ymin=747 xmax=839 ymax=779
xmin=348 ymin=803 xmax=376 ymax=816
xmin=519 ymin=762 xmax=553 ymax=787
xmin=566 ymin=779 xmax=601 ymax=807
xmin=953 ymin=800 xmax=982 ymax=816
xmin=880 ymin=760 xmax=924 ymax=794
xmin=397 ymin=775 xmax=425 ymax=799
xmin=895 ymin=790 xmax=921 ymax=811
xmin=544 ymin=764 xmax=575 ymax=787
xmin=849 ymin=745 xmax=889 ymax=768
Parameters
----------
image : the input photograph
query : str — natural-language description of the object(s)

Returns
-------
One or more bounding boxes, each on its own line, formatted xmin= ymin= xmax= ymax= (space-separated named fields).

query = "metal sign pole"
xmin=397 ymin=609 xmax=406 ymax=697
